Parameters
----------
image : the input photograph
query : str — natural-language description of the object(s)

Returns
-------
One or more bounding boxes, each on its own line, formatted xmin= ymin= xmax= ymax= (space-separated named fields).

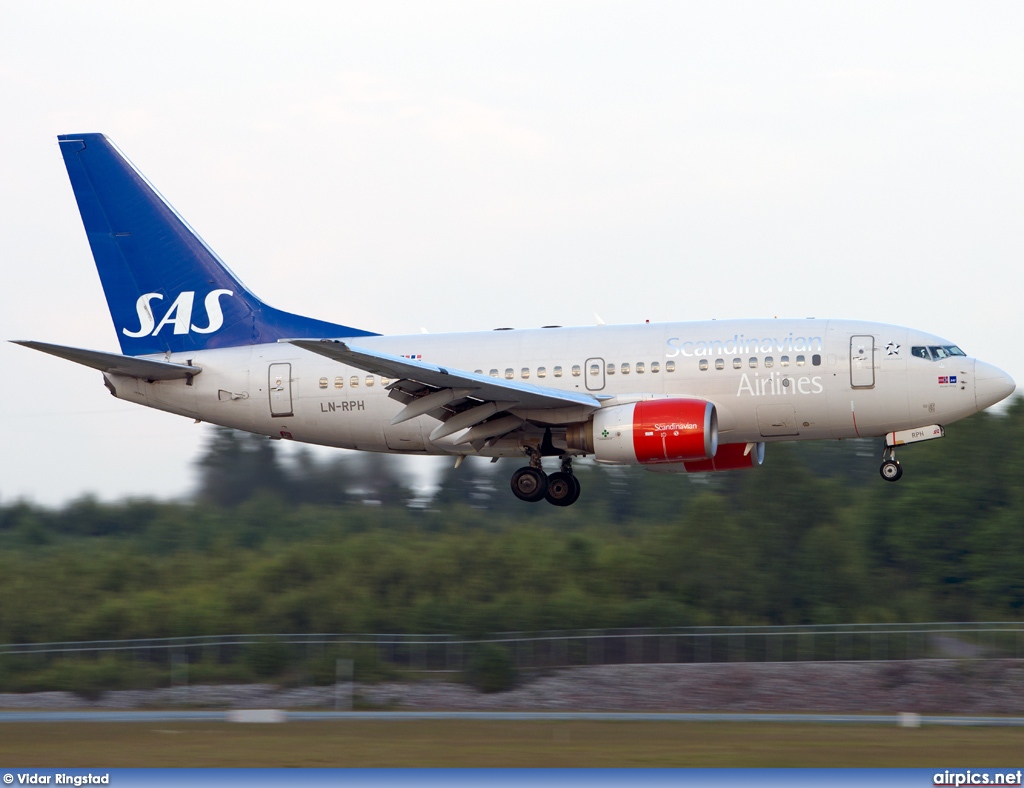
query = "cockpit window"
xmin=912 ymin=345 xmax=967 ymax=361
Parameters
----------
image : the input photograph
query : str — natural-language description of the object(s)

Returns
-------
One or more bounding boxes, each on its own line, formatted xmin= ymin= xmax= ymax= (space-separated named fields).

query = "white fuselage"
xmin=105 ymin=318 xmax=994 ymax=458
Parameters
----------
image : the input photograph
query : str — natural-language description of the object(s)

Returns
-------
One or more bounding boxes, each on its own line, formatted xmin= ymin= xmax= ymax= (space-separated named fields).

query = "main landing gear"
xmin=879 ymin=445 xmax=903 ymax=482
xmin=510 ymin=456 xmax=581 ymax=506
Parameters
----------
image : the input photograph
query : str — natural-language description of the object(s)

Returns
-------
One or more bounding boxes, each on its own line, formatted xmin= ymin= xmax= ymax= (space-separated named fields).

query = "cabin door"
xmin=850 ymin=336 xmax=875 ymax=389
xmin=269 ymin=363 xmax=294 ymax=417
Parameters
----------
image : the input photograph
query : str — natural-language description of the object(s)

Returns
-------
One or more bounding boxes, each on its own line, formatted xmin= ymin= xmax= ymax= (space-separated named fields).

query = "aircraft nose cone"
xmin=975 ymin=360 xmax=1016 ymax=410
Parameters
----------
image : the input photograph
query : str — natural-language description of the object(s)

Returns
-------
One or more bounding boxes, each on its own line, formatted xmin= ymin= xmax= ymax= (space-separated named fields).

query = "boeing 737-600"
xmin=13 ymin=134 xmax=1017 ymax=505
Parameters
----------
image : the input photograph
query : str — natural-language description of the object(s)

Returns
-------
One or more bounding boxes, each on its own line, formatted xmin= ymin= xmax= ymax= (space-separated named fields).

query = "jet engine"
xmin=566 ymin=398 xmax=718 ymax=464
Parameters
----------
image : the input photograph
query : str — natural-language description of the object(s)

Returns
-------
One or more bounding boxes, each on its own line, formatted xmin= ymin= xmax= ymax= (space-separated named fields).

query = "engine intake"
xmin=566 ymin=398 xmax=718 ymax=465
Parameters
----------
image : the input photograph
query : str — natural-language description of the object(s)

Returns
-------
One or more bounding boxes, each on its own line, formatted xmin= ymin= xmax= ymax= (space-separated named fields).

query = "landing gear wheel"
xmin=880 ymin=460 xmax=903 ymax=482
xmin=545 ymin=471 xmax=581 ymax=507
xmin=511 ymin=466 xmax=549 ymax=502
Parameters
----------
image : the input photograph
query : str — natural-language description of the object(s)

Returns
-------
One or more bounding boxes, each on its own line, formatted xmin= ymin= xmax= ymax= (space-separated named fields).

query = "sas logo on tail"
xmin=123 ymin=290 xmax=234 ymax=338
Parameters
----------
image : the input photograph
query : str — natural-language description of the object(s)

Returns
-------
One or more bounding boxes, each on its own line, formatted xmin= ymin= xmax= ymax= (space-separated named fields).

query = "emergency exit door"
xmin=585 ymin=357 xmax=606 ymax=391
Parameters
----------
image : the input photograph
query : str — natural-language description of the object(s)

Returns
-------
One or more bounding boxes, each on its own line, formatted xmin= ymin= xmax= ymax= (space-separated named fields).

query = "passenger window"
xmin=715 ymin=358 xmax=725 ymax=370
xmin=812 ymin=354 xmax=821 ymax=366
xmin=636 ymin=362 xmax=645 ymax=374
xmin=621 ymin=363 xmax=630 ymax=375
xmin=651 ymin=362 xmax=660 ymax=373
xmin=319 ymin=377 xmax=328 ymax=389
xmin=749 ymin=357 xmax=758 ymax=368
xmin=732 ymin=358 xmax=742 ymax=369
xmin=366 ymin=376 xmax=375 ymax=386
xmin=521 ymin=368 xmax=530 ymax=379
xmin=350 ymin=376 xmax=359 ymax=387
xmin=381 ymin=378 xmax=392 ymax=387
xmin=765 ymin=356 xmax=774 ymax=368
xmin=554 ymin=366 xmax=563 ymax=378
xmin=666 ymin=360 xmax=676 ymax=373
xmin=335 ymin=377 xmax=344 ymax=389
xmin=606 ymin=363 xmax=616 ymax=375
xmin=489 ymin=369 xmax=499 ymax=377
xmin=474 ymin=369 xmax=483 ymax=375
xmin=780 ymin=356 xmax=790 ymax=367
xmin=590 ymin=364 xmax=601 ymax=376
xmin=796 ymin=355 xmax=805 ymax=366
xmin=699 ymin=359 xmax=709 ymax=371
xmin=537 ymin=367 xmax=546 ymax=378
xmin=572 ymin=365 xmax=581 ymax=377
xmin=505 ymin=368 xmax=514 ymax=380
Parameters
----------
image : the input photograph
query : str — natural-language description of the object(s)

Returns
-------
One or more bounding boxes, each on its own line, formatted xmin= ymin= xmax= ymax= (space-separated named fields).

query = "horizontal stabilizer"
xmin=12 ymin=341 xmax=201 ymax=380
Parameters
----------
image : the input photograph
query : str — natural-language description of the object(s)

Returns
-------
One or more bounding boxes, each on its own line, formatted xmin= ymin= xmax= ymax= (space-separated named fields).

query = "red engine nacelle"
xmin=566 ymin=398 xmax=718 ymax=465
xmin=683 ymin=441 xmax=765 ymax=472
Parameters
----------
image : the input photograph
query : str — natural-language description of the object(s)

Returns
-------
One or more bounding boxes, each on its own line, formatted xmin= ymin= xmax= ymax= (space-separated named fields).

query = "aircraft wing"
xmin=288 ymin=339 xmax=601 ymax=442
xmin=12 ymin=341 xmax=201 ymax=380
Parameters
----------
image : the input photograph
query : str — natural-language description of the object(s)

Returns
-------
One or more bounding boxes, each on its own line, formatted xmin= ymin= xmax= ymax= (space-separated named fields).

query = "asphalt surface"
xmin=1 ymin=710 xmax=1023 ymax=725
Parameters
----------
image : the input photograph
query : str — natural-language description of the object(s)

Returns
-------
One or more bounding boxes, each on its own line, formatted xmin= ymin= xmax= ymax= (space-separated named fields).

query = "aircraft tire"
xmin=511 ymin=466 xmax=549 ymax=502
xmin=545 ymin=471 xmax=581 ymax=506
xmin=879 ymin=460 xmax=903 ymax=482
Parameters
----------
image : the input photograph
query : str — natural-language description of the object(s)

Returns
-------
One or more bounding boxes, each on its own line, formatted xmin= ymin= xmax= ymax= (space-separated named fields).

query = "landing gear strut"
xmin=879 ymin=445 xmax=903 ymax=482
xmin=510 ymin=455 xmax=582 ymax=505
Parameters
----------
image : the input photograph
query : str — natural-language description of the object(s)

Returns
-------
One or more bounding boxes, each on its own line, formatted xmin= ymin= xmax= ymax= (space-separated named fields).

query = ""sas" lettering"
xmin=123 ymin=290 xmax=233 ymax=338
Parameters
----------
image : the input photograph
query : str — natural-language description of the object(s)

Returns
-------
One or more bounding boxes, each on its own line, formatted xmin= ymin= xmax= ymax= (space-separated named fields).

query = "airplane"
xmin=13 ymin=133 xmax=1017 ymax=506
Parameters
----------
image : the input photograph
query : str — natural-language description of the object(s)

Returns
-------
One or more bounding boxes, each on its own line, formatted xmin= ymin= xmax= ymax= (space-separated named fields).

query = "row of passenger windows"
xmin=316 ymin=355 xmax=817 ymax=388
xmin=316 ymin=347 xmax=964 ymax=389
xmin=317 ymin=361 xmax=679 ymax=388
xmin=698 ymin=354 xmax=821 ymax=371
xmin=472 ymin=361 xmax=677 ymax=380
xmin=319 ymin=375 xmax=392 ymax=389
xmin=601 ymin=361 xmax=675 ymax=376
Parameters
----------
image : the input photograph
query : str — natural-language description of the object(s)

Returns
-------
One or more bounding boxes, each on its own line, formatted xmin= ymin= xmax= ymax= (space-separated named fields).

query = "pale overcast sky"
xmin=2 ymin=1 xmax=1022 ymax=505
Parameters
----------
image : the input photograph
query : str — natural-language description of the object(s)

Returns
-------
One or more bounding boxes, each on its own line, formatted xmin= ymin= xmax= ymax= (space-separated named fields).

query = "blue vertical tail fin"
xmin=57 ymin=133 xmax=376 ymax=356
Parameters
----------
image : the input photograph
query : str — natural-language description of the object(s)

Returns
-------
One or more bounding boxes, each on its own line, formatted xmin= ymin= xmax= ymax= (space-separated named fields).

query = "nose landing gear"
xmin=877 ymin=425 xmax=945 ymax=482
xmin=510 ymin=454 xmax=581 ymax=505
xmin=879 ymin=445 xmax=903 ymax=482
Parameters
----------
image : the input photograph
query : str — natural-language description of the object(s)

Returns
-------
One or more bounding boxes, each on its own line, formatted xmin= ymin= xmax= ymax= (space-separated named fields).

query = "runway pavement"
xmin=1 ymin=710 xmax=1023 ymax=725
